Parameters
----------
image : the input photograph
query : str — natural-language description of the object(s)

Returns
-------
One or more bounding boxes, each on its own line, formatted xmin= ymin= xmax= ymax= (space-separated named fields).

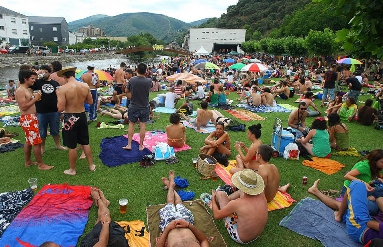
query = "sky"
xmin=2 ymin=0 xmax=239 ymax=23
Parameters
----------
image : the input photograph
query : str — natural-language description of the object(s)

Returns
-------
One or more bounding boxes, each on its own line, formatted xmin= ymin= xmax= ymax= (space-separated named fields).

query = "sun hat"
xmin=57 ymin=67 xmax=77 ymax=77
xmin=231 ymin=169 xmax=265 ymax=195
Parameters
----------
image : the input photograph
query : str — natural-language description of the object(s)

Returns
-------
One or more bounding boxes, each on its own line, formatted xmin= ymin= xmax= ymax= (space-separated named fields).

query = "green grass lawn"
xmin=1 ymin=85 xmax=382 ymax=247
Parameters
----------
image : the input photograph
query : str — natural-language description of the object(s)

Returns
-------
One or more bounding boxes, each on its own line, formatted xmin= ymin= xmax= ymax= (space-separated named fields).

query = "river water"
xmin=0 ymin=58 xmax=129 ymax=88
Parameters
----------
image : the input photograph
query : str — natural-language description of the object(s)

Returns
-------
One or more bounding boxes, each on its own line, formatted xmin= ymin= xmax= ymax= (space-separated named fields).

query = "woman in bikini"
xmin=230 ymin=124 xmax=262 ymax=174
xmin=166 ymin=113 xmax=186 ymax=148
xmin=100 ymin=105 xmax=128 ymax=124
xmin=200 ymin=122 xmax=231 ymax=157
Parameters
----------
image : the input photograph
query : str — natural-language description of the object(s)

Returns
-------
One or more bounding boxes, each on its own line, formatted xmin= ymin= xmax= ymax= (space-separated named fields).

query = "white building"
xmin=69 ymin=31 xmax=86 ymax=45
xmin=188 ymin=28 xmax=246 ymax=54
xmin=0 ymin=6 xmax=30 ymax=47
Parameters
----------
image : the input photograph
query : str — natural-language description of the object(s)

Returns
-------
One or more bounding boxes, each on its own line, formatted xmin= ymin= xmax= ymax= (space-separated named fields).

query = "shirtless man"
xmin=57 ymin=67 xmax=96 ymax=175
xmin=212 ymin=169 xmax=268 ymax=244
xmin=49 ymin=61 xmax=66 ymax=86
xmin=113 ymin=62 xmax=126 ymax=106
xmin=16 ymin=70 xmax=53 ymax=170
xmin=272 ymin=81 xmax=290 ymax=100
xmin=300 ymin=91 xmax=321 ymax=116
xmin=288 ymin=102 xmax=308 ymax=139
xmin=158 ymin=170 xmax=209 ymax=247
xmin=196 ymin=101 xmax=214 ymax=131
xmin=81 ymin=64 xmax=100 ymax=121
xmin=248 ymin=87 xmax=261 ymax=106
xmin=261 ymin=87 xmax=274 ymax=106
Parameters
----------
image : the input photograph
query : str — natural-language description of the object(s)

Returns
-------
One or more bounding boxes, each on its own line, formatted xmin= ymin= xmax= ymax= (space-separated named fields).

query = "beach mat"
xmin=0 ymin=184 xmax=93 ymax=247
xmin=99 ymin=136 xmax=152 ymax=167
xmin=236 ymin=103 xmax=292 ymax=113
xmin=116 ymin=220 xmax=150 ymax=247
xmin=125 ymin=131 xmax=191 ymax=153
xmin=146 ymin=199 xmax=226 ymax=247
xmin=302 ymin=157 xmax=345 ymax=175
xmin=153 ymin=107 xmax=176 ymax=114
xmin=225 ymin=109 xmax=265 ymax=121
xmin=0 ymin=188 xmax=34 ymax=238
xmin=215 ymin=162 xmax=296 ymax=211
xmin=182 ymin=120 xmax=216 ymax=134
xmin=280 ymin=197 xmax=362 ymax=247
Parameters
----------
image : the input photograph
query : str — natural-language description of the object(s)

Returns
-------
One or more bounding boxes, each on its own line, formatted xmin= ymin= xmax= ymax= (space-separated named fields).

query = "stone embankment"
xmin=0 ymin=52 xmax=127 ymax=68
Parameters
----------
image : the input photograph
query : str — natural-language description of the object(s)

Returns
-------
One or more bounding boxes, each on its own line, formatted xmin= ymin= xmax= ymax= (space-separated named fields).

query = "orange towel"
xmin=302 ymin=157 xmax=345 ymax=175
xmin=117 ymin=220 xmax=149 ymax=247
xmin=225 ymin=109 xmax=252 ymax=121
xmin=215 ymin=161 xmax=296 ymax=211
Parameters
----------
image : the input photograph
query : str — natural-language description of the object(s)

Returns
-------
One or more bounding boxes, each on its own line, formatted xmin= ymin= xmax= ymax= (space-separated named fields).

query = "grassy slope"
xmin=1 ymin=84 xmax=382 ymax=247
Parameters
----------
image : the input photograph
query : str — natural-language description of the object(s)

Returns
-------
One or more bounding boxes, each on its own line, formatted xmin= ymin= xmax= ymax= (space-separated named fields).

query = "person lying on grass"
xmin=100 ymin=105 xmax=129 ymax=124
xmin=158 ymin=170 xmax=209 ymax=247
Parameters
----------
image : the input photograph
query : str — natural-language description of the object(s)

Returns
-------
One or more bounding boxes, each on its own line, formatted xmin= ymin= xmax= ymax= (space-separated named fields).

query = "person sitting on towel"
xmin=166 ymin=113 xmax=187 ymax=148
xmin=200 ymin=121 xmax=231 ymax=157
xmin=158 ymin=170 xmax=209 ymax=247
xmin=212 ymin=169 xmax=268 ymax=244
xmin=288 ymin=102 xmax=309 ymax=139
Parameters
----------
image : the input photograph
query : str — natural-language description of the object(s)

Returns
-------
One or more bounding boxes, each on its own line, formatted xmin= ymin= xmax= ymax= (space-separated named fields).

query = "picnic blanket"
xmin=236 ymin=103 xmax=292 ymax=113
xmin=0 ymin=184 xmax=93 ymax=247
xmin=146 ymin=199 xmax=226 ymax=247
xmin=99 ymin=136 xmax=152 ymax=167
xmin=125 ymin=131 xmax=191 ymax=153
xmin=182 ymin=120 xmax=216 ymax=134
xmin=225 ymin=109 xmax=265 ymax=121
xmin=0 ymin=105 xmax=19 ymax=116
xmin=302 ymin=157 xmax=345 ymax=175
xmin=278 ymin=103 xmax=298 ymax=111
xmin=280 ymin=197 xmax=362 ymax=247
xmin=0 ymin=115 xmax=20 ymax=127
xmin=116 ymin=220 xmax=149 ymax=247
xmin=0 ymin=188 xmax=34 ymax=238
xmin=214 ymin=161 xmax=296 ymax=211
xmin=332 ymin=147 xmax=361 ymax=157
xmin=98 ymin=122 xmax=125 ymax=129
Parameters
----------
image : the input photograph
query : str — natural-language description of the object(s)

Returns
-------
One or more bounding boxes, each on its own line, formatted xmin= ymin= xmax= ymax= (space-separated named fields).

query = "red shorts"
xmin=20 ymin=114 xmax=42 ymax=145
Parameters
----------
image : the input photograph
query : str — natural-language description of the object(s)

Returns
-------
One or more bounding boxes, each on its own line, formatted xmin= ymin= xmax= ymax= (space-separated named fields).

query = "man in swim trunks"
xmin=158 ymin=170 xmax=209 ymax=247
xmin=57 ymin=67 xmax=96 ymax=175
xmin=16 ymin=70 xmax=53 ymax=170
xmin=212 ymin=169 xmax=268 ymax=244
xmin=288 ymin=101 xmax=309 ymax=139
xmin=113 ymin=62 xmax=126 ymax=106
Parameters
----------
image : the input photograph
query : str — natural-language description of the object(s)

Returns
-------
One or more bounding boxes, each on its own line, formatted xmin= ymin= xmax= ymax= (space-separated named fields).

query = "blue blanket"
xmin=236 ymin=103 xmax=292 ymax=113
xmin=99 ymin=135 xmax=152 ymax=167
xmin=0 ymin=188 xmax=34 ymax=238
xmin=0 ymin=184 xmax=92 ymax=247
xmin=280 ymin=197 xmax=362 ymax=247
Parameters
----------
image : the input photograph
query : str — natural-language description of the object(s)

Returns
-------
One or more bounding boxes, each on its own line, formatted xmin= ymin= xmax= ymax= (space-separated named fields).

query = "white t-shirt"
xmin=165 ymin=92 xmax=178 ymax=109
xmin=197 ymin=85 xmax=205 ymax=99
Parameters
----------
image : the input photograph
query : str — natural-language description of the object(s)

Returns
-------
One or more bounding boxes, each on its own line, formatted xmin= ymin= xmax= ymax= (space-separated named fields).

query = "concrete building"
xmin=0 ymin=6 xmax=30 ymax=47
xmin=69 ymin=31 xmax=86 ymax=45
xmin=78 ymin=25 xmax=105 ymax=37
xmin=188 ymin=28 xmax=246 ymax=54
xmin=29 ymin=16 xmax=69 ymax=46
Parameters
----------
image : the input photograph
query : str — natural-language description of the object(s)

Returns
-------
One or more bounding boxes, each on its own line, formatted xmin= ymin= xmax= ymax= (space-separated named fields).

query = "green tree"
xmin=304 ymin=28 xmax=338 ymax=56
xmin=43 ymin=41 xmax=58 ymax=47
xmin=268 ymin=38 xmax=285 ymax=56
xmin=315 ymin=0 xmax=383 ymax=58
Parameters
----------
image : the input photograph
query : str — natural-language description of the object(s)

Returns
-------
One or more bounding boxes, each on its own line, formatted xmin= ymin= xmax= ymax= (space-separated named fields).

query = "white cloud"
xmin=2 ymin=0 xmax=238 ymax=23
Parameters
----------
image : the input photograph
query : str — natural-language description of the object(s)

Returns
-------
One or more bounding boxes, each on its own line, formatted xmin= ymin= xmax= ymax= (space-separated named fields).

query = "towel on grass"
xmin=278 ymin=103 xmax=298 ymax=111
xmin=237 ymin=103 xmax=292 ymax=113
xmin=153 ymin=107 xmax=176 ymax=114
xmin=146 ymin=200 xmax=227 ymax=247
xmin=125 ymin=131 xmax=191 ymax=152
xmin=225 ymin=109 xmax=265 ymax=121
xmin=0 ymin=105 xmax=20 ymax=116
xmin=116 ymin=220 xmax=149 ymax=247
xmin=302 ymin=157 xmax=345 ymax=175
xmin=332 ymin=147 xmax=361 ymax=157
xmin=182 ymin=120 xmax=216 ymax=133
xmin=0 ymin=115 xmax=20 ymax=126
xmin=280 ymin=197 xmax=362 ymax=247
xmin=0 ymin=141 xmax=23 ymax=153
xmin=99 ymin=136 xmax=152 ymax=167
xmin=98 ymin=122 xmax=125 ymax=129
xmin=0 ymin=184 xmax=93 ymax=247
xmin=215 ymin=161 xmax=296 ymax=211
xmin=0 ymin=188 xmax=34 ymax=238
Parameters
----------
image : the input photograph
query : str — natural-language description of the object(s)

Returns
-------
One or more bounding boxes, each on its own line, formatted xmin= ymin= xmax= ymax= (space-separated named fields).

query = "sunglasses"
xmin=300 ymin=108 xmax=307 ymax=110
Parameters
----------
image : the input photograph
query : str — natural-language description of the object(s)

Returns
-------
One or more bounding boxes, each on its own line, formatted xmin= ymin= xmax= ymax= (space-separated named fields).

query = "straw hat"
xmin=57 ymin=67 xmax=77 ymax=77
xmin=231 ymin=169 xmax=265 ymax=195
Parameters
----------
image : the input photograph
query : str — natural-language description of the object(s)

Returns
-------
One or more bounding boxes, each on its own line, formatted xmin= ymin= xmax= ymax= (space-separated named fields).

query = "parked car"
xmin=0 ymin=48 xmax=7 ymax=54
xmin=8 ymin=46 xmax=30 ymax=54
xmin=64 ymin=48 xmax=75 ymax=53
xmin=32 ymin=46 xmax=51 ymax=56
xmin=79 ymin=49 xmax=89 ymax=54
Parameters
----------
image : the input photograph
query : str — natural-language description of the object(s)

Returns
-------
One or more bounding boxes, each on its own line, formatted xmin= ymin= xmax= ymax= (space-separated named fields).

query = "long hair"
xmin=364 ymin=149 xmax=383 ymax=179
xmin=248 ymin=124 xmax=262 ymax=139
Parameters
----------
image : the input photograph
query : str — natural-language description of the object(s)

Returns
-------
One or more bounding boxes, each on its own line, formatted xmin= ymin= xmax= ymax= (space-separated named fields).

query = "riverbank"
xmin=0 ymin=52 xmax=127 ymax=68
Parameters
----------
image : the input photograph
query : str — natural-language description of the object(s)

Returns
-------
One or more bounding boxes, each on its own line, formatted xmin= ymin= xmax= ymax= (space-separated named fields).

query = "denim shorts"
xmin=37 ymin=112 xmax=61 ymax=138
xmin=128 ymin=106 xmax=150 ymax=123
xmin=323 ymin=88 xmax=335 ymax=101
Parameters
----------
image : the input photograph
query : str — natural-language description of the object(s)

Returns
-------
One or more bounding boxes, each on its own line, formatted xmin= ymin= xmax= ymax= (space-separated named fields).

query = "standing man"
xmin=15 ymin=70 xmax=53 ymax=170
xmin=123 ymin=63 xmax=152 ymax=151
xmin=113 ymin=62 xmax=126 ymax=106
xmin=57 ymin=67 xmax=96 ymax=175
xmin=123 ymin=68 xmax=134 ymax=108
xmin=322 ymin=64 xmax=338 ymax=107
xmin=31 ymin=65 xmax=67 ymax=154
xmin=81 ymin=64 xmax=100 ymax=121
xmin=346 ymin=74 xmax=362 ymax=102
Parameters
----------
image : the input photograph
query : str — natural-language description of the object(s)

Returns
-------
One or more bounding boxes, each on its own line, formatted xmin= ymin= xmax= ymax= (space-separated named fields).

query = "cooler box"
xmin=272 ymin=129 xmax=294 ymax=156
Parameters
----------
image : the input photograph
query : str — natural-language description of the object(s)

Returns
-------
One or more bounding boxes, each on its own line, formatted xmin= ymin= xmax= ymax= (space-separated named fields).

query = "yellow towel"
xmin=302 ymin=157 xmax=345 ymax=175
xmin=116 ymin=220 xmax=149 ymax=247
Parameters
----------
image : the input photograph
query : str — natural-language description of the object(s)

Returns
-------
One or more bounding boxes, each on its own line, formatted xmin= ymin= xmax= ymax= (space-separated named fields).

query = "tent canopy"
xmin=194 ymin=46 xmax=210 ymax=55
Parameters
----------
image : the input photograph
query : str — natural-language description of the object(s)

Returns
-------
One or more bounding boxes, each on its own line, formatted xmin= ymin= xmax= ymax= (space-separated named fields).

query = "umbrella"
xmin=223 ymin=58 xmax=235 ymax=63
xmin=166 ymin=73 xmax=207 ymax=84
xmin=194 ymin=59 xmax=207 ymax=64
xmin=336 ymin=58 xmax=362 ymax=65
xmin=240 ymin=63 xmax=268 ymax=72
xmin=76 ymin=70 xmax=114 ymax=81
xmin=193 ymin=62 xmax=219 ymax=70
xmin=229 ymin=63 xmax=246 ymax=70
xmin=228 ymin=51 xmax=240 ymax=55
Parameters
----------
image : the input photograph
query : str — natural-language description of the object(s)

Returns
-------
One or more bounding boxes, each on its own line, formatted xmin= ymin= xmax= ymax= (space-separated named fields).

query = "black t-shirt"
xmin=346 ymin=77 xmax=362 ymax=91
xmin=324 ymin=70 xmax=337 ymax=89
xmin=30 ymin=79 xmax=60 ymax=113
